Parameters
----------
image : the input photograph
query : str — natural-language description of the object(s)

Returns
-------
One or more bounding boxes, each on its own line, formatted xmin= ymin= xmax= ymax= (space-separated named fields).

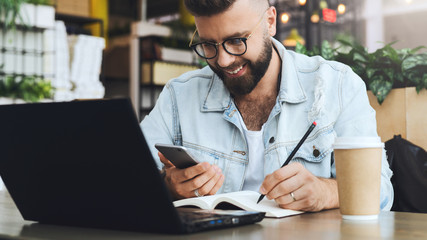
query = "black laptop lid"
xmin=0 ymin=99 xmax=184 ymax=233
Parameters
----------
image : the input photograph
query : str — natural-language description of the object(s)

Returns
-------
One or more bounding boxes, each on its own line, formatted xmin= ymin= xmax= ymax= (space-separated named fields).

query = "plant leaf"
xmin=366 ymin=68 xmax=377 ymax=79
xmin=421 ymin=73 xmax=427 ymax=92
xmin=352 ymin=52 xmax=367 ymax=63
xmin=382 ymin=44 xmax=400 ymax=64
xmin=295 ymin=42 xmax=307 ymax=55
xmin=369 ymin=76 xmax=393 ymax=105
xmin=384 ymin=68 xmax=395 ymax=81
xmin=409 ymin=46 xmax=426 ymax=54
xmin=402 ymin=54 xmax=427 ymax=71
xmin=321 ymin=40 xmax=334 ymax=60
xmin=394 ymin=72 xmax=404 ymax=83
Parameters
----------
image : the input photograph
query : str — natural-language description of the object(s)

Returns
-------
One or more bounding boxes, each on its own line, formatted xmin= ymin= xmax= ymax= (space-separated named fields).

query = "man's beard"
xmin=208 ymin=36 xmax=273 ymax=96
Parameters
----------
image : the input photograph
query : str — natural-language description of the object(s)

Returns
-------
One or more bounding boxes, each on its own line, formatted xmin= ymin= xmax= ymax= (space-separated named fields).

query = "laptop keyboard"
xmin=176 ymin=207 xmax=265 ymax=233
xmin=178 ymin=208 xmax=226 ymax=222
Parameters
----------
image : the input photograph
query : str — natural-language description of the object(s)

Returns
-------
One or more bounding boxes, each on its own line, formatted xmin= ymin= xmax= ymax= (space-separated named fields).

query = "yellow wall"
xmin=88 ymin=0 xmax=109 ymax=43
xmin=179 ymin=0 xmax=195 ymax=26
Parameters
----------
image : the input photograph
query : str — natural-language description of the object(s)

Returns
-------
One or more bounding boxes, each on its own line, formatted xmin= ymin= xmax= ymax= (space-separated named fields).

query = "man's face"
xmin=209 ymin=34 xmax=272 ymax=96
xmin=194 ymin=2 xmax=274 ymax=96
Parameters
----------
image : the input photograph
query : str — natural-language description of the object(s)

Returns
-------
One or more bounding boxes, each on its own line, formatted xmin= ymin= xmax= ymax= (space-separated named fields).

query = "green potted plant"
xmin=1 ymin=0 xmax=55 ymax=104
xmin=0 ymin=0 xmax=27 ymax=30
xmin=0 ymin=64 xmax=54 ymax=103
xmin=296 ymin=36 xmax=427 ymax=150
xmin=0 ymin=0 xmax=54 ymax=30
xmin=295 ymin=36 xmax=427 ymax=104
xmin=27 ymin=0 xmax=51 ymax=4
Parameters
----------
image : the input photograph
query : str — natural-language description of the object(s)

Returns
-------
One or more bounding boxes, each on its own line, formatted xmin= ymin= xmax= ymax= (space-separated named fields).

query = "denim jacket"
xmin=141 ymin=38 xmax=394 ymax=210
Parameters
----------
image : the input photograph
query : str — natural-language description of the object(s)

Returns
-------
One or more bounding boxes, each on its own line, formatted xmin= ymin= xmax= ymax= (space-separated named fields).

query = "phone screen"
xmin=155 ymin=144 xmax=199 ymax=169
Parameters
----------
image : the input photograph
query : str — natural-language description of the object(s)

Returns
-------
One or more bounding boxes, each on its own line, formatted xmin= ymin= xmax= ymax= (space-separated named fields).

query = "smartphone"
xmin=155 ymin=143 xmax=199 ymax=169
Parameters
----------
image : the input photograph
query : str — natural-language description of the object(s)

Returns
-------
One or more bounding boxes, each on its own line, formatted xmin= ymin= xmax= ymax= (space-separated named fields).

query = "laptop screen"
xmin=0 ymin=99 xmax=186 ymax=233
xmin=0 ymin=99 xmax=265 ymax=234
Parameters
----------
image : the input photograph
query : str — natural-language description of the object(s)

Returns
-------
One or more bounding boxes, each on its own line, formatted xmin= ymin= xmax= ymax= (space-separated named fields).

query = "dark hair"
xmin=184 ymin=0 xmax=236 ymax=17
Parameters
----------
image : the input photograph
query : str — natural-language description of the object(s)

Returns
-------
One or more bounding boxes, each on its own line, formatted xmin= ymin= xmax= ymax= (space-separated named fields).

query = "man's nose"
xmin=215 ymin=46 xmax=235 ymax=68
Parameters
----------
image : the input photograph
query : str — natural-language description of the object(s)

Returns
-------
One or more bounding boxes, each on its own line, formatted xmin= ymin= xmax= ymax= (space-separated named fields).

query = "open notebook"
xmin=174 ymin=191 xmax=302 ymax=218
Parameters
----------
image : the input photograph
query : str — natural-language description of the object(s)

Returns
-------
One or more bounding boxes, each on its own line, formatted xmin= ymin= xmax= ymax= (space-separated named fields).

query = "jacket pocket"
xmin=182 ymin=142 xmax=247 ymax=193
xmin=289 ymin=127 xmax=335 ymax=163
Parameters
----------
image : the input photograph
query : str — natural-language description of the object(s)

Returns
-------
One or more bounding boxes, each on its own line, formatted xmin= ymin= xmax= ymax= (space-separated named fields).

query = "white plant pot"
xmin=13 ymin=99 xmax=27 ymax=104
xmin=15 ymin=4 xmax=55 ymax=29
xmin=36 ymin=5 xmax=55 ymax=29
xmin=17 ymin=3 xmax=36 ymax=27
xmin=0 ymin=97 xmax=14 ymax=105
xmin=0 ymin=98 xmax=37 ymax=105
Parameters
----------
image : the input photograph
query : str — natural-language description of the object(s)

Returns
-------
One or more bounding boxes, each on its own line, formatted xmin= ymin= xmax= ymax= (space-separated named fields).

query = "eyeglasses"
xmin=189 ymin=9 xmax=269 ymax=60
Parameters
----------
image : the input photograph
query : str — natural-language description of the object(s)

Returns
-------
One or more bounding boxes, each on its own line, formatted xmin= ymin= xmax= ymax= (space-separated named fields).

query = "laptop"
xmin=0 ymin=98 xmax=265 ymax=234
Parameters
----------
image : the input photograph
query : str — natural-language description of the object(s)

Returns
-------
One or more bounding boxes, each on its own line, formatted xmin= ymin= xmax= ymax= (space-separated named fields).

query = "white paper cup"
xmin=342 ymin=214 xmax=379 ymax=221
xmin=333 ymin=137 xmax=383 ymax=220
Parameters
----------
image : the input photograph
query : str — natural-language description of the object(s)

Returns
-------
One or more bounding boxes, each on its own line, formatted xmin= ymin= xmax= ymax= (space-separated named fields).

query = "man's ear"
xmin=267 ymin=7 xmax=277 ymax=37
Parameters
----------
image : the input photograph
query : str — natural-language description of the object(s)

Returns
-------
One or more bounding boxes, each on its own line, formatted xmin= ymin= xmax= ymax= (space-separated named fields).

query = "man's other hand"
xmin=159 ymin=152 xmax=225 ymax=200
xmin=259 ymin=162 xmax=339 ymax=212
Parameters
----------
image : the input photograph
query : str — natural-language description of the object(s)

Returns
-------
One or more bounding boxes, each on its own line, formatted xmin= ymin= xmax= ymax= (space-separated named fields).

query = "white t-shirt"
xmin=237 ymin=112 xmax=265 ymax=191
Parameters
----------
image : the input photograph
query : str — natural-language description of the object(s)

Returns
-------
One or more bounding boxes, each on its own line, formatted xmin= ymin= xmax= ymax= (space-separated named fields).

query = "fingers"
xmin=158 ymin=150 xmax=225 ymax=199
xmin=260 ymin=162 xmax=335 ymax=212
xmin=173 ymin=162 xmax=212 ymax=183
xmin=277 ymin=191 xmax=305 ymax=211
xmin=172 ymin=163 xmax=224 ymax=198
xmin=158 ymin=151 xmax=212 ymax=183
xmin=158 ymin=152 xmax=174 ymax=168
xmin=196 ymin=166 xmax=224 ymax=196
xmin=266 ymin=172 xmax=302 ymax=200
xmin=260 ymin=162 xmax=303 ymax=196
xmin=274 ymin=188 xmax=304 ymax=207
xmin=276 ymin=186 xmax=319 ymax=212
xmin=208 ymin=174 xmax=225 ymax=195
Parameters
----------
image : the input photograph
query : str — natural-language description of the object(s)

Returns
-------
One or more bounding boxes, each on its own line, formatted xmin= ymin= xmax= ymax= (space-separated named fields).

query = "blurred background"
xmin=2 ymin=0 xmax=426 ymax=104
xmin=103 ymin=0 xmax=427 ymax=101
xmin=0 ymin=0 xmax=426 ymax=149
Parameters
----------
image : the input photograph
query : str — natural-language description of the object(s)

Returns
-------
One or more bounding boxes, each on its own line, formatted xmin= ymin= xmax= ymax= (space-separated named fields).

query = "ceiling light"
xmin=311 ymin=12 xmax=320 ymax=23
xmin=337 ymin=4 xmax=346 ymax=14
xmin=281 ymin=12 xmax=290 ymax=24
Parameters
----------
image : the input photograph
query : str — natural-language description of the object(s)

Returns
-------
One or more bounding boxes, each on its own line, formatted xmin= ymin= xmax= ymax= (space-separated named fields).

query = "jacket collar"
xmin=201 ymin=37 xmax=307 ymax=112
xmin=201 ymin=74 xmax=232 ymax=112
xmin=273 ymin=38 xmax=307 ymax=104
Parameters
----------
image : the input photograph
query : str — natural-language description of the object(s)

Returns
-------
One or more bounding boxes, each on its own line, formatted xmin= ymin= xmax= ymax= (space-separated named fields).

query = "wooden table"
xmin=1 ymin=190 xmax=426 ymax=240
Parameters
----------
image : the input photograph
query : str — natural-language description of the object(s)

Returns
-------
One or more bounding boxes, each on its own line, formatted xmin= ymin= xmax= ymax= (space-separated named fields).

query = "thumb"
xmin=158 ymin=152 xmax=175 ymax=168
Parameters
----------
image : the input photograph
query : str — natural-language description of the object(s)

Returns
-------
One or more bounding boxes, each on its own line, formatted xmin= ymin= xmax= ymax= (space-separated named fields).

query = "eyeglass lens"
xmin=194 ymin=38 xmax=247 ymax=59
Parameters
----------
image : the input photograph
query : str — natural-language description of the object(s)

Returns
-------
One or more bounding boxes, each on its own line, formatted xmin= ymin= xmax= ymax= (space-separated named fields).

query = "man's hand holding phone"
xmin=156 ymin=145 xmax=224 ymax=200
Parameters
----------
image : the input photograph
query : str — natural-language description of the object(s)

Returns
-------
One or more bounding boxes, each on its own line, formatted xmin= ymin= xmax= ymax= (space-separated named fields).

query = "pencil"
xmin=256 ymin=121 xmax=317 ymax=204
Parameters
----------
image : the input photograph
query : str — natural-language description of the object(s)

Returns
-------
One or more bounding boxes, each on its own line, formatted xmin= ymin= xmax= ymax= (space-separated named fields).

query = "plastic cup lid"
xmin=332 ymin=137 xmax=384 ymax=149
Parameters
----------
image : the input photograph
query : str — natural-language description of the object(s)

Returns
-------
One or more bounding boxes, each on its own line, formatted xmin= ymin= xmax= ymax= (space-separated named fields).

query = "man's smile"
xmin=224 ymin=63 xmax=247 ymax=77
